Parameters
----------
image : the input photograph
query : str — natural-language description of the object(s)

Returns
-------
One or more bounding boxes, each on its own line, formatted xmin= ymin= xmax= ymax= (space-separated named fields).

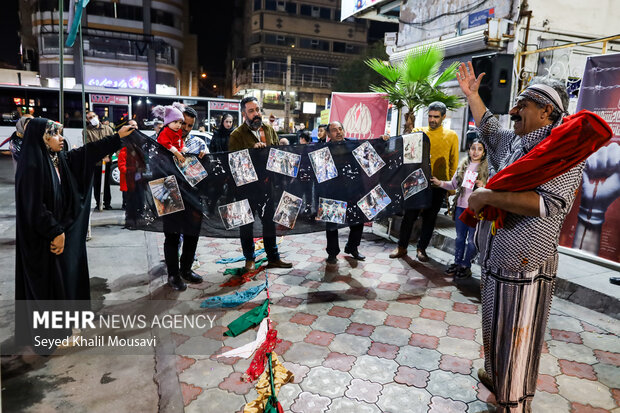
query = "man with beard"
xmin=457 ymin=62 xmax=584 ymax=412
xmin=389 ymin=102 xmax=459 ymax=262
xmin=229 ymin=97 xmax=292 ymax=271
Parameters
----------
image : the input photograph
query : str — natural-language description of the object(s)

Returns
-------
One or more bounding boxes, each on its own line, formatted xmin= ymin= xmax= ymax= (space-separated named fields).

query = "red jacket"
xmin=157 ymin=126 xmax=184 ymax=152
xmin=118 ymin=147 xmax=127 ymax=192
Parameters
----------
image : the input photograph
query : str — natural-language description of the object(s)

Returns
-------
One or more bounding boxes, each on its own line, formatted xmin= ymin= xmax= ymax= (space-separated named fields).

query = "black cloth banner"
xmin=123 ymin=130 xmax=432 ymax=237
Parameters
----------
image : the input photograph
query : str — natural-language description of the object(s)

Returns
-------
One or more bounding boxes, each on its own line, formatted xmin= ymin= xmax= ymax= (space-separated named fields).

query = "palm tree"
xmin=365 ymin=45 xmax=463 ymax=134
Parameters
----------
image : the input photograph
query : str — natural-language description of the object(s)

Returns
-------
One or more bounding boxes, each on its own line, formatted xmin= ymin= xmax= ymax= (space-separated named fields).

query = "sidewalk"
xmin=384 ymin=212 xmax=620 ymax=320
xmin=2 ymin=185 xmax=619 ymax=412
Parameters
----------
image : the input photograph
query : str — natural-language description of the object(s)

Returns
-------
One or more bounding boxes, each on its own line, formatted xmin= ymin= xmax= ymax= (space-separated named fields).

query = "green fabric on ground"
xmin=223 ymin=299 xmax=269 ymax=337
xmin=223 ymin=258 xmax=268 ymax=276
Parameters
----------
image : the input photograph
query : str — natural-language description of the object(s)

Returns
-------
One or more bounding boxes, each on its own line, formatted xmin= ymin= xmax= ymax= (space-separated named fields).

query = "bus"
xmin=0 ymin=84 xmax=242 ymax=150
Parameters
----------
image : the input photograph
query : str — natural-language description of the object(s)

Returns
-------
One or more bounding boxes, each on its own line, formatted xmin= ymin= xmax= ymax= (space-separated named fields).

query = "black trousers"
xmin=93 ymin=163 xmax=112 ymax=208
xmin=163 ymin=233 xmax=199 ymax=277
xmin=326 ymin=223 xmax=364 ymax=256
xmin=240 ymin=198 xmax=280 ymax=262
xmin=398 ymin=187 xmax=446 ymax=250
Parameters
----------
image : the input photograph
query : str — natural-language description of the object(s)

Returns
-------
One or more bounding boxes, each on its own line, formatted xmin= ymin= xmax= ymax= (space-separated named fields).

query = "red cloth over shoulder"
xmin=460 ymin=110 xmax=612 ymax=229
xmin=157 ymin=126 xmax=184 ymax=152
xmin=118 ymin=147 xmax=127 ymax=192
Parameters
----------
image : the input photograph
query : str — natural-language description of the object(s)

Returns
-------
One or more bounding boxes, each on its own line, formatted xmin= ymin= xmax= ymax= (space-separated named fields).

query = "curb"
xmin=387 ymin=214 xmax=620 ymax=320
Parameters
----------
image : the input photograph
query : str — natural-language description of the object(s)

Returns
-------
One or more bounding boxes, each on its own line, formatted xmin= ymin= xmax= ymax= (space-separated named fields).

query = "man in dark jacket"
xmin=229 ymin=97 xmax=292 ymax=271
xmin=86 ymin=111 xmax=115 ymax=210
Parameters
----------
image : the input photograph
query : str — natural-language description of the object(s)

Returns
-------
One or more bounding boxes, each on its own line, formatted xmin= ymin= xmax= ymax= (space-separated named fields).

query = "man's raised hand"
xmin=457 ymin=62 xmax=485 ymax=97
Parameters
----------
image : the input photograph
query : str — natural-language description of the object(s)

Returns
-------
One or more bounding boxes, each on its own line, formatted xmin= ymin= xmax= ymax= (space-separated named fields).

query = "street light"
xmin=201 ymin=73 xmax=207 ymax=78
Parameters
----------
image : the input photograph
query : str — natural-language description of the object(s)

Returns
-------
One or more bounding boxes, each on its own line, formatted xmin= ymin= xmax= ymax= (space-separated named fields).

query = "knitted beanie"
xmin=152 ymin=105 xmax=183 ymax=126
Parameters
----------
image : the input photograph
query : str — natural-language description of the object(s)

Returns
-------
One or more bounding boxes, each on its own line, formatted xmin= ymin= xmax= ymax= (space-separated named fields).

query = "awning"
xmin=389 ymin=30 xmax=490 ymax=65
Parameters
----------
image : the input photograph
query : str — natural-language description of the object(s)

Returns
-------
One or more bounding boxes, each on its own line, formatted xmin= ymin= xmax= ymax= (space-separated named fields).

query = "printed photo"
xmin=402 ymin=168 xmax=428 ymax=200
xmin=463 ymin=169 xmax=478 ymax=190
xmin=403 ymin=132 xmax=423 ymax=164
xmin=174 ymin=155 xmax=208 ymax=187
xmin=218 ymin=199 xmax=255 ymax=230
xmin=352 ymin=141 xmax=386 ymax=177
xmin=316 ymin=198 xmax=348 ymax=224
xmin=357 ymin=184 xmax=391 ymax=220
xmin=308 ymin=147 xmax=338 ymax=183
xmin=273 ymin=191 xmax=304 ymax=229
xmin=266 ymin=148 xmax=301 ymax=178
xmin=229 ymin=149 xmax=258 ymax=186
xmin=148 ymin=175 xmax=185 ymax=216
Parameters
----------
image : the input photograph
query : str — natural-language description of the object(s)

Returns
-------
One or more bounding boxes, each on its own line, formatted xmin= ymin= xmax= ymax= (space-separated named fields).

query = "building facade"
xmin=349 ymin=0 xmax=620 ymax=147
xmin=18 ymin=0 xmax=198 ymax=97
xmin=231 ymin=0 xmax=369 ymax=130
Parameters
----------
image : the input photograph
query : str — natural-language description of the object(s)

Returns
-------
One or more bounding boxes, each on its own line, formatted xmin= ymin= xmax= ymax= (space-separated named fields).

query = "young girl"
xmin=153 ymin=103 xmax=187 ymax=162
xmin=430 ymin=139 xmax=489 ymax=279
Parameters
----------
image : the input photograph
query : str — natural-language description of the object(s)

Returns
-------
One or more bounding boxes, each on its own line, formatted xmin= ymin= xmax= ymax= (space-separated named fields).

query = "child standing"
xmin=430 ymin=139 xmax=489 ymax=279
xmin=153 ymin=103 xmax=187 ymax=162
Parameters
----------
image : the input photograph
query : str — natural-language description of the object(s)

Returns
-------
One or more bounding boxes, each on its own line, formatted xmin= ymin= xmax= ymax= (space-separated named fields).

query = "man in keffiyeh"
xmin=455 ymin=62 xmax=609 ymax=413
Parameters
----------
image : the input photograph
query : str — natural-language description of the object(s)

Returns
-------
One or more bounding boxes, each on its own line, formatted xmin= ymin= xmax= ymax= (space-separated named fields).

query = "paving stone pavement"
xmin=156 ymin=228 xmax=620 ymax=413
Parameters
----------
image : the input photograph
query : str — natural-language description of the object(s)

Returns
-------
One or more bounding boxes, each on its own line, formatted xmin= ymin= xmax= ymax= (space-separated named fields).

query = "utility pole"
xmin=284 ymin=55 xmax=291 ymax=133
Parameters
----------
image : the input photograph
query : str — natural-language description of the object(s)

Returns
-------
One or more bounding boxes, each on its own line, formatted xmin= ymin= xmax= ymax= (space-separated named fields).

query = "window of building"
xmin=265 ymin=0 xmax=276 ymax=10
xmin=320 ymin=7 xmax=331 ymax=19
xmin=346 ymin=44 xmax=361 ymax=54
xmin=335 ymin=10 xmax=341 ymax=21
xmin=300 ymin=4 xmax=311 ymax=16
xmin=286 ymin=2 xmax=297 ymax=14
xmin=299 ymin=37 xmax=328 ymax=51
xmin=311 ymin=6 xmax=320 ymax=17
xmin=254 ymin=0 xmax=262 ymax=11
xmin=333 ymin=42 xmax=345 ymax=53
xmin=276 ymin=1 xmax=285 ymax=11
xmin=152 ymin=9 xmax=181 ymax=29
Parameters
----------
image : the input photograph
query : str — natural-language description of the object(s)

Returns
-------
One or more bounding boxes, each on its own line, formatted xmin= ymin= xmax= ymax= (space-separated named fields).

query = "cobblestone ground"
xmin=156 ymin=229 xmax=620 ymax=413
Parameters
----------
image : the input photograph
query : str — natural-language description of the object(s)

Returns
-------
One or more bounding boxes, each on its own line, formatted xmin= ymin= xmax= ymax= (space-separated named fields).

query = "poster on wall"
xmin=329 ymin=92 xmax=389 ymax=140
xmin=559 ymin=53 xmax=620 ymax=263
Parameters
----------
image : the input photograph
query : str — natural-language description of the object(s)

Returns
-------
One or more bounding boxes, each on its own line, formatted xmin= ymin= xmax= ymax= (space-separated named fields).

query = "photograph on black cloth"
xmin=316 ymin=198 xmax=348 ymax=224
xmin=174 ymin=155 xmax=208 ymax=187
xmin=402 ymin=168 xmax=428 ymax=199
xmin=148 ymin=175 xmax=185 ymax=216
xmin=228 ymin=149 xmax=258 ymax=186
xmin=274 ymin=191 xmax=303 ymax=229
xmin=357 ymin=184 xmax=391 ymax=220
xmin=308 ymin=147 xmax=338 ymax=183
xmin=219 ymin=199 xmax=254 ymax=230
xmin=266 ymin=148 xmax=301 ymax=178
xmin=352 ymin=141 xmax=386 ymax=177
xmin=403 ymin=132 xmax=423 ymax=164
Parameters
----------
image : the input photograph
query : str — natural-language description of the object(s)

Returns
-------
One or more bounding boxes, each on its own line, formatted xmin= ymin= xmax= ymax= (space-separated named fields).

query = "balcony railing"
xmin=238 ymin=70 xmax=333 ymax=89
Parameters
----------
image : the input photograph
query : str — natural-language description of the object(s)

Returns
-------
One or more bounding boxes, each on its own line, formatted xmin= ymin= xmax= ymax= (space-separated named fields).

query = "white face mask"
xmin=90 ymin=117 xmax=99 ymax=127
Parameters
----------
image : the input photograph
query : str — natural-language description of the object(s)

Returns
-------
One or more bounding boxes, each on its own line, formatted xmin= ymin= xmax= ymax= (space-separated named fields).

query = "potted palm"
xmin=366 ymin=45 xmax=463 ymax=134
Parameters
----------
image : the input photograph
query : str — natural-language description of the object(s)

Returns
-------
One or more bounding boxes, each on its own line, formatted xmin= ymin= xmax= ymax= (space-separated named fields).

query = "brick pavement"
xmin=157 ymin=228 xmax=620 ymax=413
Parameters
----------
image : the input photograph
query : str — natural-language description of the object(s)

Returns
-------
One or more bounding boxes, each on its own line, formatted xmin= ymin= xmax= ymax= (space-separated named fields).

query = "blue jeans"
xmin=454 ymin=206 xmax=477 ymax=268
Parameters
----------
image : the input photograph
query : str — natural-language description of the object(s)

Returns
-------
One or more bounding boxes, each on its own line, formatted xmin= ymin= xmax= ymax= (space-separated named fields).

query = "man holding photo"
xmin=229 ymin=97 xmax=292 ymax=271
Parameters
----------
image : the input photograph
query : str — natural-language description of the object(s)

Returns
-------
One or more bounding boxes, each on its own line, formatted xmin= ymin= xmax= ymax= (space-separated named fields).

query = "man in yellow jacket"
xmin=390 ymin=101 xmax=459 ymax=261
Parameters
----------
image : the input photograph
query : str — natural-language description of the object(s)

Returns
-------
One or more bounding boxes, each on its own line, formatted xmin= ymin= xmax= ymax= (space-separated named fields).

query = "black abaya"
xmin=14 ymin=118 xmax=122 ymax=349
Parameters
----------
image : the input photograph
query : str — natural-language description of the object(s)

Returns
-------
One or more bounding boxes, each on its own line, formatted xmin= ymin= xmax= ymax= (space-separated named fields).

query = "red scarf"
xmin=460 ymin=110 xmax=612 ymax=230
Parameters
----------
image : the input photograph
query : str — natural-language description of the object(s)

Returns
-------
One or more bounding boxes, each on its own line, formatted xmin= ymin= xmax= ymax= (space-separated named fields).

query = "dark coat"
xmin=15 ymin=118 xmax=121 ymax=348
xmin=209 ymin=127 xmax=232 ymax=153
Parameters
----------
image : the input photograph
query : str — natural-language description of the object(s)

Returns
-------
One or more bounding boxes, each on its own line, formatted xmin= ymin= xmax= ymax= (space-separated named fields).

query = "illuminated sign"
xmin=84 ymin=65 xmax=149 ymax=91
xmin=209 ymin=102 xmax=240 ymax=111
xmin=340 ymin=0 xmax=384 ymax=21
xmin=91 ymin=94 xmax=129 ymax=105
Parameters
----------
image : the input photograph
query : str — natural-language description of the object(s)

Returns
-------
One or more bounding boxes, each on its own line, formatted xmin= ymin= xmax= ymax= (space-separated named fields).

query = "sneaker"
xmin=445 ymin=264 xmax=458 ymax=274
xmin=416 ymin=249 xmax=429 ymax=262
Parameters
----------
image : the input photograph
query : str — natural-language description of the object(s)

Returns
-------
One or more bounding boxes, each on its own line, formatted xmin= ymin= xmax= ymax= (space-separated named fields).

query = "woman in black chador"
xmin=14 ymin=118 xmax=135 ymax=350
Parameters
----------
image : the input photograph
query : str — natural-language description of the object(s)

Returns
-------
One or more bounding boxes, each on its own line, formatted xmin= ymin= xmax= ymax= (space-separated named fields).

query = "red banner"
xmin=209 ymin=101 xmax=240 ymax=111
xmin=559 ymin=54 xmax=620 ymax=263
xmin=329 ymin=92 xmax=389 ymax=139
